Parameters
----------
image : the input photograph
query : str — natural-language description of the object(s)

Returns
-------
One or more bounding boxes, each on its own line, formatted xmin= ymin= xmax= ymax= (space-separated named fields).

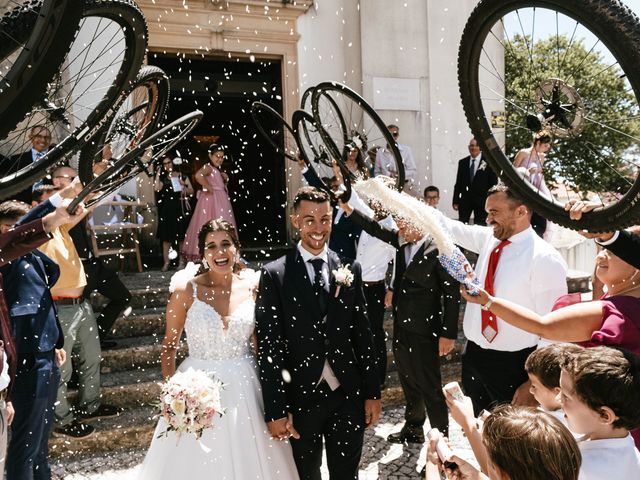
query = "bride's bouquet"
xmin=159 ymin=368 xmax=224 ymax=440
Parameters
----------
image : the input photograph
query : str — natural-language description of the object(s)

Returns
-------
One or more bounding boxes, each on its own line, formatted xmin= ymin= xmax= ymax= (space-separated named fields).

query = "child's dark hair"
xmin=197 ymin=218 xmax=244 ymax=274
xmin=525 ymin=343 xmax=582 ymax=390
xmin=562 ymin=346 xmax=640 ymax=430
xmin=483 ymin=405 xmax=581 ymax=480
xmin=32 ymin=184 xmax=58 ymax=204
xmin=0 ymin=200 xmax=30 ymax=223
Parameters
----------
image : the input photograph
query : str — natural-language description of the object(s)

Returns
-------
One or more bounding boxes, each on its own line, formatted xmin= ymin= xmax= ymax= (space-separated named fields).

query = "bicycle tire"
xmin=77 ymin=65 xmax=170 ymax=184
xmin=250 ymin=101 xmax=298 ymax=161
xmin=300 ymin=86 xmax=345 ymax=167
xmin=291 ymin=109 xmax=352 ymax=199
xmin=0 ymin=0 xmax=83 ymax=140
xmin=68 ymin=110 xmax=203 ymax=213
xmin=311 ymin=81 xmax=405 ymax=191
xmin=458 ymin=0 xmax=640 ymax=231
xmin=0 ymin=0 xmax=147 ymax=201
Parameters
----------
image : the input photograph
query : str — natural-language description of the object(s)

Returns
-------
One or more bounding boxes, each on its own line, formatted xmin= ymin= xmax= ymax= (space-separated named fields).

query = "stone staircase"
xmin=49 ymin=268 xmax=590 ymax=459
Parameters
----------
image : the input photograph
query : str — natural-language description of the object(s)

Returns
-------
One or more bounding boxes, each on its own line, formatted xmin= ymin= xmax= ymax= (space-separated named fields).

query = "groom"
xmin=256 ymin=186 xmax=381 ymax=479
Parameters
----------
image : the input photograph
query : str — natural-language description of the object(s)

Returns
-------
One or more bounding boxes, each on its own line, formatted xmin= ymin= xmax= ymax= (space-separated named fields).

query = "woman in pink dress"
xmin=181 ymin=144 xmax=237 ymax=262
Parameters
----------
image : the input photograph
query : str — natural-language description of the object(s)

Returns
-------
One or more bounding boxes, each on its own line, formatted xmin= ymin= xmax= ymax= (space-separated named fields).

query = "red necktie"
xmin=481 ymin=239 xmax=510 ymax=342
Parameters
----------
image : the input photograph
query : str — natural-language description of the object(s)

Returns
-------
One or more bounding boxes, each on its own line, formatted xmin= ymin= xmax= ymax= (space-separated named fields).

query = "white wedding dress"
xmin=138 ymin=280 xmax=299 ymax=479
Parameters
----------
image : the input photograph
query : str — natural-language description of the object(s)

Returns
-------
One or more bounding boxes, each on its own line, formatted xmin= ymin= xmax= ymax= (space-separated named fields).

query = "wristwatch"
xmin=480 ymin=298 xmax=493 ymax=311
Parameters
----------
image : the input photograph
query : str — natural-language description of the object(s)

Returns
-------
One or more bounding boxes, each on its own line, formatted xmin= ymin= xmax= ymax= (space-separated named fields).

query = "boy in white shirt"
xmin=560 ymin=346 xmax=640 ymax=480
xmin=525 ymin=343 xmax=581 ymax=426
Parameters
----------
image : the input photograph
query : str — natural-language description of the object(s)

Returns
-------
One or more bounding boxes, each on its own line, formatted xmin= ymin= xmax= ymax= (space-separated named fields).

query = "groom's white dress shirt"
xmin=298 ymin=243 xmax=341 ymax=390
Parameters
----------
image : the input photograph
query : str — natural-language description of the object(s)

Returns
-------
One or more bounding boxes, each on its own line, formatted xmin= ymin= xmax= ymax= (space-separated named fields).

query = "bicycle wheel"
xmin=311 ymin=81 xmax=405 ymax=191
xmin=459 ymin=0 xmax=640 ymax=231
xmin=69 ymin=110 xmax=203 ymax=212
xmin=300 ymin=86 xmax=342 ymax=168
xmin=77 ymin=65 xmax=170 ymax=184
xmin=0 ymin=0 xmax=147 ymax=201
xmin=291 ymin=109 xmax=351 ymax=198
xmin=250 ymin=101 xmax=298 ymax=161
xmin=0 ymin=0 xmax=83 ymax=140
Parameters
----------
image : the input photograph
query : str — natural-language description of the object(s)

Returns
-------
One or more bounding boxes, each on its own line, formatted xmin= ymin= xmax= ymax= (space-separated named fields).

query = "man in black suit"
xmin=255 ymin=186 xmax=381 ymax=480
xmin=341 ymin=199 xmax=460 ymax=442
xmin=453 ymin=137 xmax=498 ymax=225
xmin=5 ymin=125 xmax=53 ymax=204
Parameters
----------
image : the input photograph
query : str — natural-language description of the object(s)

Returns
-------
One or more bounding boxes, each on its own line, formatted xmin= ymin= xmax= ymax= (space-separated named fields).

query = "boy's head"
xmin=560 ymin=346 xmax=640 ymax=437
xmin=525 ymin=343 xmax=582 ymax=411
xmin=31 ymin=184 xmax=58 ymax=205
xmin=482 ymin=405 xmax=581 ymax=480
xmin=0 ymin=200 xmax=30 ymax=233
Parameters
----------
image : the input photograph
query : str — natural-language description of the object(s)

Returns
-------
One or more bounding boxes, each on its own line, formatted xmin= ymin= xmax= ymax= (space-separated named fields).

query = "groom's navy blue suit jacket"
xmin=255 ymin=248 xmax=381 ymax=422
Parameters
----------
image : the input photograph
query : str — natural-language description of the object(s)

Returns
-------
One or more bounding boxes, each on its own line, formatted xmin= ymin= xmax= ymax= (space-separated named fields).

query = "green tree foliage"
xmin=504 ymin=34 xmax=640 ymax=198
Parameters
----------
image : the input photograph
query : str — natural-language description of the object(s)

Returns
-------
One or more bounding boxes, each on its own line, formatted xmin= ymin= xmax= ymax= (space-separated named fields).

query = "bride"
xmin=138 ymin=219 xmax=299 ymax=479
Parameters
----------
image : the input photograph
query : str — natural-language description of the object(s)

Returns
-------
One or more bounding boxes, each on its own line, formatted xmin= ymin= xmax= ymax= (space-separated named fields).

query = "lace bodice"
xmin=184 ymin=280 xmax=256 ymax=361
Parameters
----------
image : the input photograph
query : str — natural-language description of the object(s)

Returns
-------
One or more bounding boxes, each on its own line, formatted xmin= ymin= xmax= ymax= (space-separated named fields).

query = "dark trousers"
xmin=459 ymin=202 xmax=487 ymax=226
xmin=363 ymin=282 xmax=387 ymax=385
xmin=393 ymin=327 xmax=449 ymax=435
xmin=462 ymin=340 xmax=534 ymax=415
xmin=290 ymin=384 xmax=364 ymax=480
xmin=82 ymin=259 xmax=131 ymax=341
xmin=6 ymin=351 xmax=59 ymax=480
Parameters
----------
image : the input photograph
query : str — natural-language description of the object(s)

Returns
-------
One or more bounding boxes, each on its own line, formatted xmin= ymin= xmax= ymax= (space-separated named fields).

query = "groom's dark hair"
xmin=293 ymin=186 xmax=330 ymax=211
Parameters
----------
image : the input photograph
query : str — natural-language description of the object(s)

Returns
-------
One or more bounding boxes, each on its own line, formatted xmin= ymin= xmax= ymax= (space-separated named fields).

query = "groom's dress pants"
xmin=290 ymin=383 xmax=365 ymax=480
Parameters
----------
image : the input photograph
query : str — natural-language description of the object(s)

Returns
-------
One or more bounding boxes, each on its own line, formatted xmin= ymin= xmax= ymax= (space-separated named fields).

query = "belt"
xmin=363 ymin=280 xmax=385 ymax=287
xmin=53 ymin=297 xmax=83 ymax=306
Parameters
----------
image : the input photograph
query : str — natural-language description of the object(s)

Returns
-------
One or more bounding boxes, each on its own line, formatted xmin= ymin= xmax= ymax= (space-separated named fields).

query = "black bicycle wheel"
xmin=300 ymin=86 xmax=343 ymax=167
xmin=0 ymin=0 xmax=147 ymax=201
xmin=459 ymin=0 xmax=640 ymax=231
xmin=250 ymin=101 xmax=298 ymax=161
xmin=311 ymin=81 xmax=405 ymax=191
xmin=0 ymin=0 xmax=83 ymax=140
xmin=291 ymin=109 xmax=351 ymax=199
xmin=77 ymin=65 xmax=170 ymax=184
xmin=69 ymin=110 xmax=203 ymax=213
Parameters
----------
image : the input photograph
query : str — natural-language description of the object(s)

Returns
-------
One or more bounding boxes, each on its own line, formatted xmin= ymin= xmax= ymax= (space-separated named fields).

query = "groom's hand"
xmin=267 ymin=417 xmax=288 ymax=440
xmin=285 ymin=413 xmax=300 ymax=440
xmin=364 ymin=399 xmax=381 ymax=428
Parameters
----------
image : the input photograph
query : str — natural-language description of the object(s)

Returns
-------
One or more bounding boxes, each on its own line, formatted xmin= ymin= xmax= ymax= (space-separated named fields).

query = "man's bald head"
xmin=52 ymin=166 xmax=77 ymax=187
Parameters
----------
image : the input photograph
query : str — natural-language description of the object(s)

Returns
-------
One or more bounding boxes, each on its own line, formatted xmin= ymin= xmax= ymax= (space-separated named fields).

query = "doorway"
xmin=148 ymin=53 xmax=288 ymax=250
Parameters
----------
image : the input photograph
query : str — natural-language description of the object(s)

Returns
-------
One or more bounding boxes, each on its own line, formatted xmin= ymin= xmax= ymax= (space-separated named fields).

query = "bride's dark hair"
xmin=197 ymin=218 xmax=244 ymax=274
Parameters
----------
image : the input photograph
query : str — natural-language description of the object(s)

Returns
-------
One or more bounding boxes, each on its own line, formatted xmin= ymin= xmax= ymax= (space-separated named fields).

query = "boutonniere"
xmin=332 ymin=265 xmax=354 ymax=297
xmin=477 ymin=161 xmax=487 ymax=171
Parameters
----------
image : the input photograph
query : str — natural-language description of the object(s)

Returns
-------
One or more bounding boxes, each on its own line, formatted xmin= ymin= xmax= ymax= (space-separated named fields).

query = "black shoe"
xmin=78 ymin=403 xmax=121 ymax=420
xmin=100 ymin=339 xmax=118 ymax=350
xmin=387 ymin=427 xmax=425 ymax=444
xmin=54 ymin=420 xmax=95 ymax=438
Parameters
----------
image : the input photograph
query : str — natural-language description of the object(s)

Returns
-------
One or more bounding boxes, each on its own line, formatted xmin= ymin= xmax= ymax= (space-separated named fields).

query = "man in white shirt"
xmin=436 ymin=184 xmax=567 ymax=414
xmin=355 ymin=204 xmax=396 ymax=388
xmin=375 ymin=124 xmax=417 ymax=193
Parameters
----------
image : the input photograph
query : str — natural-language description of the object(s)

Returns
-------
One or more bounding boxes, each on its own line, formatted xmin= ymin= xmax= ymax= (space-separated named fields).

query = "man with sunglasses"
xmin=374 ymin=124 xmax=417 ymax=192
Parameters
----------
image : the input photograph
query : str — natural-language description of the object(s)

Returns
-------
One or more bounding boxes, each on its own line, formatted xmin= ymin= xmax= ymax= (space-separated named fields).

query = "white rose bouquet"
xmin=159 ymin=368 xmax=224 ymax=440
